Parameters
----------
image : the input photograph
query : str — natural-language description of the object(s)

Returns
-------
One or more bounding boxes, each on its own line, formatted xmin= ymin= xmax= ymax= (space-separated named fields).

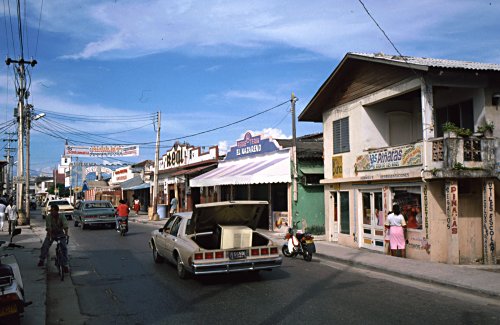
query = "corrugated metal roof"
xmin=350 ymin=52 xmax=500 ymax=71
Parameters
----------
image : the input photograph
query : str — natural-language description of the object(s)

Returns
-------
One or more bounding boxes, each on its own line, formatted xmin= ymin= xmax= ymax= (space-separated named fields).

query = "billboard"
xmin=64 ymin=145 xmax=139 ymax=157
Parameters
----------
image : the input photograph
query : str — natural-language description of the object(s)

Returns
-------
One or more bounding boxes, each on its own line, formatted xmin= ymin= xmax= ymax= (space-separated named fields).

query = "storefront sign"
xmin=160 ymin=144 xmax=218 ymax=170
xmin=482 ymin=181 xmax=496 ymax=265
xmin=332 ymin=156 xmax=343 ymax=178
xmin=64 ymin=145 xmax=139 ymax=157
xmin=445 ymin=181 xmax=458 ymax=235
xmin=225 ymin=131 xmax=281 ymax=160
xmin=354 ymin=143 xmax=422 ymax=171
xmin=423 ymin=185 xmax=429 ymax=240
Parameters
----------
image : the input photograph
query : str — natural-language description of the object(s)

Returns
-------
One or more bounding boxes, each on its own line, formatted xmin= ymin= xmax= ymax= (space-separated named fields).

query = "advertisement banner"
xmin=65 ymin=145 xmax=139 ymax=157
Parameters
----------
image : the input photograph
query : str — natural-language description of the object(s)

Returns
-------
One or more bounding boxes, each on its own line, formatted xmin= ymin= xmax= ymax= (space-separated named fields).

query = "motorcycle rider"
xmin=116 ymin=199 xmax=129 ymax=232
xmin=38 ymin=205 xmax=69 ymax=272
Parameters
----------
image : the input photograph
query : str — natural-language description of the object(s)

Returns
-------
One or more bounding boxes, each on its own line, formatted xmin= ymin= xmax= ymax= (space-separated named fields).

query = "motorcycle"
xmin=116 ymin=217 xmax=129 ymax=236
xmin=0 ymin=228 xmax=32 ymax=324
xmin=282 ymin=220 xmax=316 ymax=262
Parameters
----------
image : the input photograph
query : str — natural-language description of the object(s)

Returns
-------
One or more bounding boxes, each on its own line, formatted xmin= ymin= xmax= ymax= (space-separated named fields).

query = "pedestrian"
xmin=0 ymin=200 xmax=6 ymax=231
xmin=38 ymin=205 xmax=70 ymax=273
xmin=169 ymin=196 xmax=178 ymax=217
xmin=6 ymin=200 xmax=18 ymax=235
xmin=385 ymin=204 xmax=407 ymax=258
xmin=133 ymin=197 xmax=140 ymax=215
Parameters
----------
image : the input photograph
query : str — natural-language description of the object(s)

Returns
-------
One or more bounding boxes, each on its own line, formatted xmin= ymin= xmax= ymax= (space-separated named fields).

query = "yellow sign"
xmin=332 ymin=156 xmax=343 ymax=178
xmin=74 ymin=186 xmax=82 ymax=192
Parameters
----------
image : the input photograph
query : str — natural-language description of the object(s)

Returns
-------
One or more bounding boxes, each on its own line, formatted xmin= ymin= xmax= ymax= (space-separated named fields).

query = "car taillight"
xmin=194 ymin=253 xmax=203 ymax=260
xmin=215 ymin=251 xmax=224 ymax=259
xmin=270 ymin=247 xmax=278 ymax=254
xmin=251 ymin=248 xmax=259 ymax=256
xmin=205 ymin=252 xmax=214 ymax=259
xmin=260 ymin=248 xmax=269 ymax=255
xmin=0 ymin=293 xmax=19 ymax=304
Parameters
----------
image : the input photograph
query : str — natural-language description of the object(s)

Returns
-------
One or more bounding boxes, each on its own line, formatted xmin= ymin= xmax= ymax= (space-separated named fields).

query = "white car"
xmin=149 ymin=201 xmax=282 ymax=279
xmin=42 ymin=199 xmax=74 ymax=220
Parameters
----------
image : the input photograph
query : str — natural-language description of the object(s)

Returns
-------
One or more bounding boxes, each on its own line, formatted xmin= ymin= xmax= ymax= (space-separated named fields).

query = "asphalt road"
xmin=32 ymin=212 xmax=500 ymax=325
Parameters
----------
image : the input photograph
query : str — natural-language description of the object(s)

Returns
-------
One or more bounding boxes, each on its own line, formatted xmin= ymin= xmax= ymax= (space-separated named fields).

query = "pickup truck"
xmin=149 ymin=201 xmax=282 ymax=279
xmin=42 ymin=199 xmax=74 ymax=220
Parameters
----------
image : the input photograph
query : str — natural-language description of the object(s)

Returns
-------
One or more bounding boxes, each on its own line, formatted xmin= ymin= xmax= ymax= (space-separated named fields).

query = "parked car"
xmin=42 ymin=199 xmax=74 ymax=220
xmin=73 ymin=200 xmax=116 ymax=230
xmin=149 ymin=201 xmax=282 ymax=279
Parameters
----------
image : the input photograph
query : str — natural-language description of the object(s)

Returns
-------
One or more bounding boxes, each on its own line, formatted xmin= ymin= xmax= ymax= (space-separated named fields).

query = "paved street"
xmin=15 ymin=210 xmax=497 ymax=325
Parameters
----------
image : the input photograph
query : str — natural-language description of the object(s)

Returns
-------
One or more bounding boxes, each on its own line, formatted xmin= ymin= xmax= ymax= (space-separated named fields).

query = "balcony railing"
xmin=426 ymin=136 xmax=497 ymax=178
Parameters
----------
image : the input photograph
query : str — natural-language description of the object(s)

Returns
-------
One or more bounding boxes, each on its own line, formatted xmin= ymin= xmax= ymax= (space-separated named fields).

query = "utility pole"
xmin=152 ymin=111 xmax=161 ymax=220
xmin=291 ymin=93 xmax=298 ymax=203
xmin=3 ymin=132 xmax=17 ymax=196
xmin=6 ymin=58 xmax=38 ymax=225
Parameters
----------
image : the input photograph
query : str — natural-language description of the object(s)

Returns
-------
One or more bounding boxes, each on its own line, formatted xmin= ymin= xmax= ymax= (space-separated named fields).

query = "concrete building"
xmin=299 ymin=52 xmax=499 ymax=265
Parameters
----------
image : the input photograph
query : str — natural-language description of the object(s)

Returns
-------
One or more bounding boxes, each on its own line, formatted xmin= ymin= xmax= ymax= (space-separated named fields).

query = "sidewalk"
xmin=0 ymin=225 xmax=46 ymax=325
xmin=130 ymin=211 xmax=500 ymax=298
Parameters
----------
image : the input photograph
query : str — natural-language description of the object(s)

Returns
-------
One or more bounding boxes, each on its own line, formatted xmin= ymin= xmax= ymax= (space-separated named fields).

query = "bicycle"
xmin=53 ymin=235 xmax=68 ymax=281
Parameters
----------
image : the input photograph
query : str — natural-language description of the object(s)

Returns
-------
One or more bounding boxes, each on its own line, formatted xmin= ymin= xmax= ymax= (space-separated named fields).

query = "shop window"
xmin=340 ymin=191 xmax=350 ymax=234
xmin=333 ymin=117 xmax=350 ymax=154
xmin=392 ymin=186 xmax=422 ymax=230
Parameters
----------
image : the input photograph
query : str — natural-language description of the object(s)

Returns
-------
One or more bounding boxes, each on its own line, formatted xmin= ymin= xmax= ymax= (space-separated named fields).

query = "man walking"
xmin=5 ymin=200 xmax=17 ymax=235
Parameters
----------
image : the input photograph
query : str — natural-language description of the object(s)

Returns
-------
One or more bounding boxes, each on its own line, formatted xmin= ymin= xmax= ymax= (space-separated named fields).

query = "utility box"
xmin=218 ymin=225 xmax=253 ymax=249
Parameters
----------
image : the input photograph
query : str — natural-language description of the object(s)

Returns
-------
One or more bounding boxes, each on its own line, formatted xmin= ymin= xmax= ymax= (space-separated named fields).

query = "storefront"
xmin=190 ymin=131 xmax=292 ymax=230
xmin=158 ymin=143 xmax=219 ymax=213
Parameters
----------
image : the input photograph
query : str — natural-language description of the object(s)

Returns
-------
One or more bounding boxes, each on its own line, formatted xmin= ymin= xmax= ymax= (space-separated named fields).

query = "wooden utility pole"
xmin=152 ymin=111 xmax=161 ymax=220
xmin=291 ymin=93 xmax=298 ymax=202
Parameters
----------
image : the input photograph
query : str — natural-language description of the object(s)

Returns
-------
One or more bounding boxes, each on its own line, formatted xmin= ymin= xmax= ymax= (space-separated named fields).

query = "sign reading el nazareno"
xmin=355 ymin=143 xmax=422 ymax=171
xmin=64 ymin=145 xmax=139 ymax=157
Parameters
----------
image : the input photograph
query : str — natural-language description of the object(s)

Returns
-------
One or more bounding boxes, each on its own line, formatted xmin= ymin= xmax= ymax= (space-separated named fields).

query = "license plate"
xmin=305 ymin=240 xmax=314 ymax=244
xmin=0 ymin=303 xmax=17 ymax=317
xmin=228 ymin=250 xmax=246 ymax=260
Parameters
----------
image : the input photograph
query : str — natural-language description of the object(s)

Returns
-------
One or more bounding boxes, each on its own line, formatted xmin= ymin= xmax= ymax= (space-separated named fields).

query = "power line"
xmin=34 ymin=0 xmax=44 ymax=57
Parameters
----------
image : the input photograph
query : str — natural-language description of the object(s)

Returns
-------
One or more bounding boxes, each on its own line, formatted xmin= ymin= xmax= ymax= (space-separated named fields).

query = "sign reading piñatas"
xmin=355 ymin=143 xmax=422 ymax=171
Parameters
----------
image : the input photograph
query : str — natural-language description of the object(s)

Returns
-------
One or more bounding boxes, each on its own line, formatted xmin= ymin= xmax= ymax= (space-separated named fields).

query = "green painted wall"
xmin=291 ymin=161 xmax=325 ymax=235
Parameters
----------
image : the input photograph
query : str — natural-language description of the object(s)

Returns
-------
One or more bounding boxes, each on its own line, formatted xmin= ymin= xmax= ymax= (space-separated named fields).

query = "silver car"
xmin=149 ymin=201 xmax=282 ymax=279
xmin=73 ymin=200 xmax=116 ymax=230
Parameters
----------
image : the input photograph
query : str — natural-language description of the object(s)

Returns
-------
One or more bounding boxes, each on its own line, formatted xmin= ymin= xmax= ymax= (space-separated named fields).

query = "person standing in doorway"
xmin=133 ymin=197 xmax=140 ymax=215
xmin=385 ymin=204 xmax=407 ymax=258
xmin=6 ymin=200 xmax=18 ymax=235
xmin=169 ymin=196 xmax=178 ymax=217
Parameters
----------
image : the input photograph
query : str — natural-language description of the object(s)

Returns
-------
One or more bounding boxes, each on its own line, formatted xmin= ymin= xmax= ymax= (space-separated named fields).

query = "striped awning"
xmin=190 ymin=150 xmax=291 ymax=187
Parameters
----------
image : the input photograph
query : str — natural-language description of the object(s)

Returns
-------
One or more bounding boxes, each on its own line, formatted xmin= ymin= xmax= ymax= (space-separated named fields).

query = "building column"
xmin=482 ymin=180 xmax=496 ymax=265
xmin=445 ymin=181 xmax=459 ymax=264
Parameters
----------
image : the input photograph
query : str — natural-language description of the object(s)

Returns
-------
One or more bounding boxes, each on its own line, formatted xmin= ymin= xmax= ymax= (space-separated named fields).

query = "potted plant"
xmin=477 ymin=121 xmax=495 ymax=137
xmin=456 ymin=127 xmax=472 ymax=138
xmin=442 ymin=122 xmax=458 ymax=138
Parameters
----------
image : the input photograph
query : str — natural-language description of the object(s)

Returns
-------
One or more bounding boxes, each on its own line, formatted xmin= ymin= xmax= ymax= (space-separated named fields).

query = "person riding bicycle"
xmin=116 ymin=199 xmax=129 ymax=232
xmin=38 ymin=205 xmax=69 ymax=272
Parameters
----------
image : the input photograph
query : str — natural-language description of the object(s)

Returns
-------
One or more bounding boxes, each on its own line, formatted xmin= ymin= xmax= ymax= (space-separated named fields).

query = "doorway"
xmin=361 ymin=191 xmax=384 ymax=251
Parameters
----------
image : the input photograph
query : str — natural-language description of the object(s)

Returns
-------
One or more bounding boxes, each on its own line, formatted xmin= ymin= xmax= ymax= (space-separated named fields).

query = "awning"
xmin=170 ymin=164 xmax=218 ymax=176
xmin=300 ymin=166 xmax=324 ymax=174
xmin=122 ymin=182 xmax=151 ymax=191
xmin=190 ymin=151 xmax=291 ymax=187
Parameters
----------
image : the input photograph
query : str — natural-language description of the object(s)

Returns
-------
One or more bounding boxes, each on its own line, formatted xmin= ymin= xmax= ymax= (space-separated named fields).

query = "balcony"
xmin=424 ymin=136 xmax=497 ymax=179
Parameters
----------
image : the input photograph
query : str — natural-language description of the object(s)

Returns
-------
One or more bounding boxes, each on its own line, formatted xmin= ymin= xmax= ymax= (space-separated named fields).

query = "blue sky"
xmin=1 ymin=0 xmax=499 ymax=176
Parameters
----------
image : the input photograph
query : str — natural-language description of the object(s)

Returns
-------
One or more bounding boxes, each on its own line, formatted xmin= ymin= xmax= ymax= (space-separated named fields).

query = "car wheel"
xmin=74 ymin=219 xmax=79 ymax=227
xmin=80 ymin=221 xmax=87 ymax=230
xmin=152 ymin=244 xmax=163 ymax=263
xmin=176 ymin=256 xmax=188 ymax=279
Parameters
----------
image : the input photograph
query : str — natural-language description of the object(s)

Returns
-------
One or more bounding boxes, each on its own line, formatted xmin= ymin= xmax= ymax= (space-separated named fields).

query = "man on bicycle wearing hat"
xmin=38 ymin=205 xmax=70 ymax=273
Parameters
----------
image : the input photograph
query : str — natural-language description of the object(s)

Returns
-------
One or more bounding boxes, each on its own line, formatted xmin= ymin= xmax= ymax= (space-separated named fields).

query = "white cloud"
xmin=244 ymin=128 xmax=290 ymax=140
xmin=33 ymin=0 xmax=499 ymax=61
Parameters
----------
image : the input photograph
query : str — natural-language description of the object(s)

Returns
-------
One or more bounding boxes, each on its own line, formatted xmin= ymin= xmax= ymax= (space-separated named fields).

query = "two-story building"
xmin=299 ymin=52 xmax=499 ymax=265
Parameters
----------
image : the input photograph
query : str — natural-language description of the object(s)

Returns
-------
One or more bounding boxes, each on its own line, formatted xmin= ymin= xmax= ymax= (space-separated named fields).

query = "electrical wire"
xmin=34 ymin=0 xmax=44 ymax=57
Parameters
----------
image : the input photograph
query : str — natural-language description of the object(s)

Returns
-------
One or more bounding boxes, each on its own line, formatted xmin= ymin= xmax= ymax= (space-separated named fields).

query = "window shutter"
xmin=333 ymin=117 xmax=350 ymax=154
